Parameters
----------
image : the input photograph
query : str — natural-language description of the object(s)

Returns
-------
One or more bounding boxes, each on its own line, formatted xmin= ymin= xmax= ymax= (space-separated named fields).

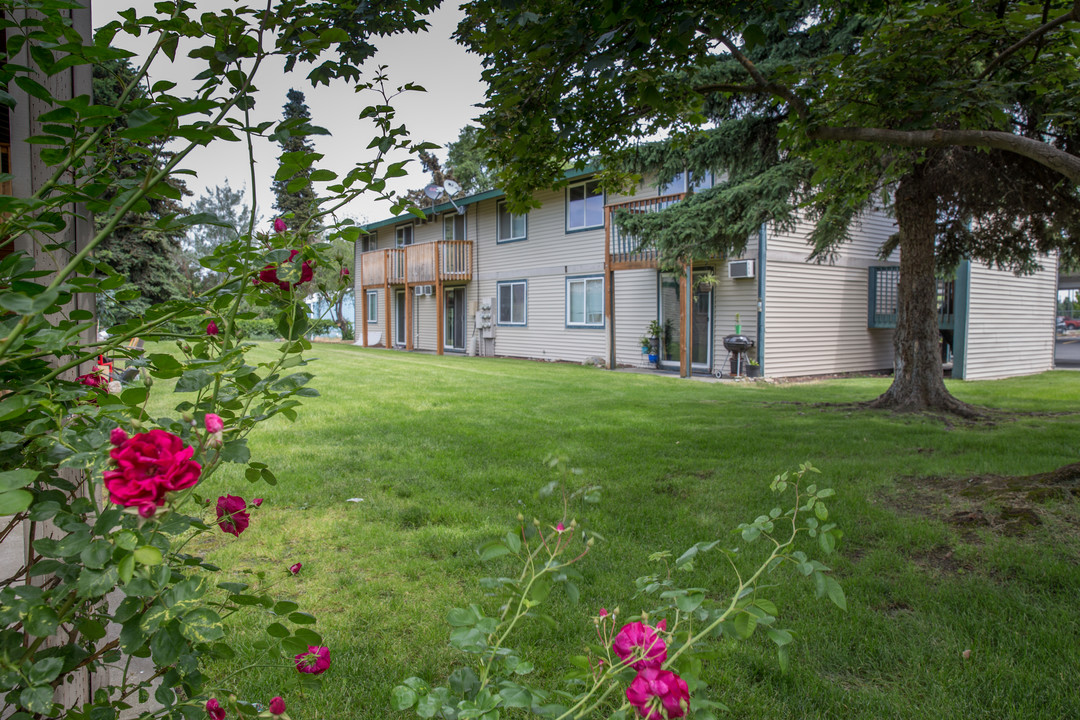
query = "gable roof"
xmin=362 ymin=163 xmax=600 ymax=233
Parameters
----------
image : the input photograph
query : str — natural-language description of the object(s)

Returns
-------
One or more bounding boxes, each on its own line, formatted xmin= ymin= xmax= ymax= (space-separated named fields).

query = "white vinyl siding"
xmin=763 ymin=210 xmax=899 ymax=377
xmin=567 ymin=277 xmax=603 ymax=327
xmin=566 ymin=179 xmax=604 ymax=231
xmin=497 ymin=281 xmax=526 ymax=325
xmin=962 ymin=257 xmax=1057 ymax=380
xmin=497 ymin=201 xmax=527 ymax=243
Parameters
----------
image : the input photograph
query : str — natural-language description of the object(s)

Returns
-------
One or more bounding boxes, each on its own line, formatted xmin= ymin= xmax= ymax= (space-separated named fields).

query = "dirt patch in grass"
xmin=886 ymin=463 xmax=1079 ymax=540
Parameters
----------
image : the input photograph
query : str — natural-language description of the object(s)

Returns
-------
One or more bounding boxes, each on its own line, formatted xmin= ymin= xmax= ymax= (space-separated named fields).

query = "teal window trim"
xmin=496 ymin=280 xmax=527 ymax=326
xmin=496 ymin=200 xmax=528 ymax=243
xmin=565 ymin=275 xmax=605 ymax=329
xmin=952 ymin=259 xmax=972 ymax=379
xmin=565 ymin=178 xmax=605 ymax=232
xmin=366 ymin=291 xmax=378 ymax=323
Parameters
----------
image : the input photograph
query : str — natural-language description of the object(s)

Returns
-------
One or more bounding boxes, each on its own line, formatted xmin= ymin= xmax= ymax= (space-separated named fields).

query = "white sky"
xmin=93 ymin=1 xmax=487 ymax=226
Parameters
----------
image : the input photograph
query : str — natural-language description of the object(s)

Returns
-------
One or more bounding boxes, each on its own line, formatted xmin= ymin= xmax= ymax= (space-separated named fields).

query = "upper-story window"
xmin=566 ymin=178 xmax=604 ymax=231
xmin=659 ymin=171 xmax=714 ymax=195
xmin=361 ymin=235 xmax=377 ymax=252
xmin=443 ymin=213 xmax=466 ymax=241
xmin=395 ymin=224 xmax=413 ymax=247
xmin=497 ymin=201 xmax=527 ymax=243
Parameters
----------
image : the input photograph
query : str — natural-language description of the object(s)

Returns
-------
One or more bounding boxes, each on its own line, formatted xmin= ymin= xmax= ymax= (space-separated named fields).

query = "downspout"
xmin=756 ymin=224 xmax=766 ymax=374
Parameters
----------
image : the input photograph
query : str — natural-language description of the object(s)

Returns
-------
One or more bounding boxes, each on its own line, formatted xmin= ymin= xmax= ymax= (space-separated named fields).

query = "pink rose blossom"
xmin=290 ymin=562 xmax=302 ymax=575
xmin=77 ymin=372 xmax=104 ymax=388
xmin=259 ymin=250 xmax=313 ymax=291
xmin=626 ymin=668 xmax=689 ymax=719
xmin=339 ymin=267 xmax=349 ymax=277
xmin=206 ymin=320 xmax=219 ymax=336
xmin=216 ymin=495 xmax=250 ymax=537
xmin=204 ymin=413 xmax=224 ymax=434
xmin=269 ymin=696 xmax=286 ymax=716
xmin=656 ymin=619 xmax=667 ymax=631
xmin=599 ymin=608 xmax=608 ymax=618
xmin=110 ymin=427 xmax=129 ymax=446
xmin=103 ymin=430 xmax=202 ymax=517
xmin=273 ymin=218 xmax=287 ymax=233
xmin=555 ymin=522 xmax=566 ymax=533
xmin=252 ymin=498 xmax=263 ymax=507
xmin=294 ymin=645 xmax=331 ymax=674
xmin=613 ymin=621 xmax=667 ymax=670
xmin=206 ymin=698 xmax=226 ymax=720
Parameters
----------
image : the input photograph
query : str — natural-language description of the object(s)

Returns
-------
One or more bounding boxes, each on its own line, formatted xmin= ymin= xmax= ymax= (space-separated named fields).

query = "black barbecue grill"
xmin=721 ymin=334 xmax=756 ymax=377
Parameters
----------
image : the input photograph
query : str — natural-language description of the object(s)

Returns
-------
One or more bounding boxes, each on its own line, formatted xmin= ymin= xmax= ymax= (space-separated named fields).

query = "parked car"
xmin=1059 ymin=319 xmax=1068 ymax=334
xmin=1065 ymin=318 xmax=1080 ymax=330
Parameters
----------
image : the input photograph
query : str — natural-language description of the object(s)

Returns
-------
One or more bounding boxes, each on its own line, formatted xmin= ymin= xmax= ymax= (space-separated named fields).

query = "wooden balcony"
xmin=605 ymin=192 xmax=685 ymax=270
xmin=358 ymin=241 xmax=473 ymax=287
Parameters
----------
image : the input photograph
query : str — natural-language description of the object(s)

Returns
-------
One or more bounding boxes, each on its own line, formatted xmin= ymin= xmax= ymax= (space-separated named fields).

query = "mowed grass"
xmin=162 ymin=344 xmax=1080 ymax=720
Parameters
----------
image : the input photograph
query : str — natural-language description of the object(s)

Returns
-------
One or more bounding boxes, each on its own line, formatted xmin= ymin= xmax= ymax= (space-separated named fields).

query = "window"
xmin=395 ymin=225 xmax=413 ymax=247
xmin=361 ymin=235 xmax=377 ymax=252
xmin=566 ymin=179 xmax=604 ymax=231
xmin=443 ymin=213 xmax=466 ymax=241
xmin=659 ymin=171 xmax=714 ymax=195
xmin=497 ymin=281 xmax=526 ymax=325
xmin=658 ymin=172 xmax=686 ymax=195
xmin=366 ymin=291 xmax=378 ymax=323
xmin=566 ymin=277 xmax=604 ymax=327
xmin=497 ymin=201 xmax=527 ymax=243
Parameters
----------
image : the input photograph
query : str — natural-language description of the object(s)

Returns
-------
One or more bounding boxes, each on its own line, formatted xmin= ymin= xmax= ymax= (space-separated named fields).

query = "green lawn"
xmin=179 ymin=344 xmax=1080 ymax=720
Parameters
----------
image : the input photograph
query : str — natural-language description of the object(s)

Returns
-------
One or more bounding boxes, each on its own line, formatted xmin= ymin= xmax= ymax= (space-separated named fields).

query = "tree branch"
xmin=715 ymin=34 xmax=809 ymax=119
xmin=979 ymin=0 xmax=1079 ymax=79
xmin=693 ymin=83 xmax=770 ymax=94
xmin=809 ymin=126 xmax=1080 ymax=184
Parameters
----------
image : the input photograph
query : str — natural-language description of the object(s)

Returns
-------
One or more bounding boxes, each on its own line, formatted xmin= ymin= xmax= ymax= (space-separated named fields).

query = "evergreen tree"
xmin=91 ymin=58 xmax=189 ymax=327
xmin=406 ymin=125 xmax=497 ymax=206
xmin=180 ymin=181 xmax=252 ymax=297
xmin=272 ymin=88 xmax=322 ymax=238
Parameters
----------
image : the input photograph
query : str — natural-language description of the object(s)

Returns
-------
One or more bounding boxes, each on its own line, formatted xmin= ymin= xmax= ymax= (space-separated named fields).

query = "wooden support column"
xmin=435 ymin=243 xmax=445 ymax=356
xmin=678 ymin=267 xmax=688 ymax=377
xmin=685 ymin=263 xmax=694 ymax=378
xmin=360 ymin=286 xmax=368 ymax=347
xmin=604 ymin=207 xmax=616 ymax=370
xmin=384 ymin=285 xmax=392 ymax=348
xmin=606 ymin=266 xmax=615 ymax=370
xmin=404 ymin=250 xmax=413 ymax=350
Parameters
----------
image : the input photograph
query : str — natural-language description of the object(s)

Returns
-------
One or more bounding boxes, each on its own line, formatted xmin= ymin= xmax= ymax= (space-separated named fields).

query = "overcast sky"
xmin=94 ymin=1 xmax=487 ymax=226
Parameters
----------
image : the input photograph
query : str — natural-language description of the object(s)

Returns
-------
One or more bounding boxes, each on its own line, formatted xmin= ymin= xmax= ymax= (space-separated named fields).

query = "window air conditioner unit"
xmin=424 ymin=285 xmax=433 ymax=296
xmin=414 ymin=285 xmax=425 ymax=296
xmin=728 ymin=259 xmax=755 ymax=279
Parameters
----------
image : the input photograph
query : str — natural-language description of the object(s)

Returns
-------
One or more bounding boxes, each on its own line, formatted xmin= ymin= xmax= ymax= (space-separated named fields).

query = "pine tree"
xmin=272 ymin=89 xmax=322 ymax=238
xmin=91 ymin=58 xmax=189 ymax=327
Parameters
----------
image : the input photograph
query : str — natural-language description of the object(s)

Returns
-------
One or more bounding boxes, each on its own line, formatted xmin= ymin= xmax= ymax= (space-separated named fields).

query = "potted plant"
xmin=646 ymin=320 xmax=663 ymax=364
xmin=746 ymin=358 xmax=760 ymax=378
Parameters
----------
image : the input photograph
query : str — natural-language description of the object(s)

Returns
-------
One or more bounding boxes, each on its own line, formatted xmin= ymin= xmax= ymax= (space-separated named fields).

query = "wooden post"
xmin=685 ymin=263 xmax=694 ymax=378
xmin=678 ymin=267 xmax=688 ymax=377
xmin=604 ymin=206 xmax=616 ymax=370
xmin=436 ymin=243 xmax=445 ymax=356
xmin=360 ymin=285 xmax=368 ymax=347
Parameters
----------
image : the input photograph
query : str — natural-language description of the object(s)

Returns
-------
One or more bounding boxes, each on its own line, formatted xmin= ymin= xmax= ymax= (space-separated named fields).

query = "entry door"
xmin=658 ymin=272 xmax=712 ymax=371
xmin=444 ymin=287 xmax=466 ymax=351
xmin=395 ymin=290 xmax=406 ymax=346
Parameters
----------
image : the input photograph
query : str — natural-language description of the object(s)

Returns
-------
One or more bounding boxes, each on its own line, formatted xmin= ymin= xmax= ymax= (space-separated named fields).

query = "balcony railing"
xmin=606 ymin=192 xmax=685 ymax=269
xmin=868 ymin=266 xmax=955 ymax=330
xmin=358 ymin=240 xmax=473 ymax=287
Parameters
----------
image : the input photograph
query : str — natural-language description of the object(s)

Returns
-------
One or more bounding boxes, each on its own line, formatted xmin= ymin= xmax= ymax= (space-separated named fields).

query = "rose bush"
xmin=0 ymin=1 xmax=437 ymax=717
xmin=392 ymin=462 xmax=845 ymax=720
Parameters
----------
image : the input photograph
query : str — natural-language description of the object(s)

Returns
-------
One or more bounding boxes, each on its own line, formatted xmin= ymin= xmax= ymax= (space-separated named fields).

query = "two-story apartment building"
xmin=354 ymin=170 xmax=1058 ymax=381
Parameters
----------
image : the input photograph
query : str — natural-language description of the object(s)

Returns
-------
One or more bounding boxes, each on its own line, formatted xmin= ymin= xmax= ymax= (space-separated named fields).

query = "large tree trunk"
xmin=869 ymin=170 xmax=979 ymax=416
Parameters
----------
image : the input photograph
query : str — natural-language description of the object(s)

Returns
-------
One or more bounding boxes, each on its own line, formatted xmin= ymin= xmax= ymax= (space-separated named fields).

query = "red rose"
xmin=216 ymin=495 xmax=250 ymax=536
xmin=259 ymin=250 xmax=313 ymax=291
xmin=269 ymin=696 xmax=286 ymax=716
xmin=103 ymin=430 xmax=202 ymax=517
